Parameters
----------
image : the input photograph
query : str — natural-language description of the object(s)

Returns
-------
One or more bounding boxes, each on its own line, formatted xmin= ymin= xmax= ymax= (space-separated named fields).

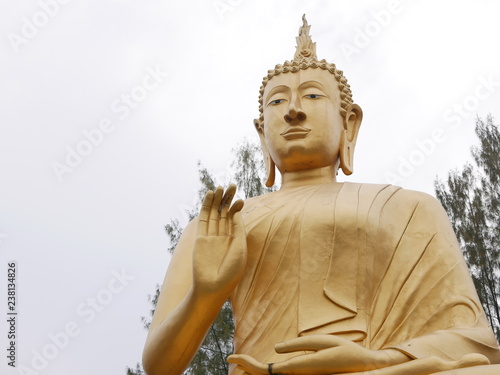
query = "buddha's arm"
xmin=142 ymin=186 xmax=246 ymax=375
xmin=142 ymin=219 xmax=222 ymax=375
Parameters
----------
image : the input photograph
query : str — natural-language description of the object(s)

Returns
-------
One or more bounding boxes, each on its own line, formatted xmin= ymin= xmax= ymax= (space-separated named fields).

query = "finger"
xmin=228 ymin=199 xmax=244 ymax=237
xmin=457 ymin=353 xmax=490 ymax=367
xmin=197 ymin=190 xmax=214 ymax=236
xmin=219 ymin=185 xmax=236 ymax=235
xmin=275 ymin=335 xmax=344 ymax=353
xmin=208 ymin=186 xmax=224 ymax=235
xmin=227 ymin=354 xmax=268 ymax=374
xmin=228 ymin=199 xmax=244 ymax=219
xmin=229 ymin=205 xmax=245 ymax=237
xmin=221 ymin=184 xmax=237 ymax=209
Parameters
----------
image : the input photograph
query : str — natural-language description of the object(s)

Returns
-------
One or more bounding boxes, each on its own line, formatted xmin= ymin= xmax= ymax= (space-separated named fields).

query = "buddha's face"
xmin=261 ymin=68 xmax=344 ymax=173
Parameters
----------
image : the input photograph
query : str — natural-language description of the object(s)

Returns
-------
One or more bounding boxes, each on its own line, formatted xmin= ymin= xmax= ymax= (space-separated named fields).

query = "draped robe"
xmin=229 ymin=182 xmax=500 ymax=374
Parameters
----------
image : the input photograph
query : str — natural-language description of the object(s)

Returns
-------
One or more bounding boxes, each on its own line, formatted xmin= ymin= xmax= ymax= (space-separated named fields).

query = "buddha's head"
xmin=255 ymin=15 xmax=363 ymax=187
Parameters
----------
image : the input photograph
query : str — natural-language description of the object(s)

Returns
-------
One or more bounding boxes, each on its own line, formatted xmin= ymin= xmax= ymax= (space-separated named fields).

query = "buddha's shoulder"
xmin=347 ymin=182 xmax=445 ymax=216
xmin=241 ymin=182 xmax=442 ymax=209
xmin=351 ymin=182 xmax=437 ymax=201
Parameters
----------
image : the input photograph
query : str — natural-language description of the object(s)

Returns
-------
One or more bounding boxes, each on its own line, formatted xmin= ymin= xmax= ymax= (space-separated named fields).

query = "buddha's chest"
xmin=242 ymin=184 xmax=346 ymax=273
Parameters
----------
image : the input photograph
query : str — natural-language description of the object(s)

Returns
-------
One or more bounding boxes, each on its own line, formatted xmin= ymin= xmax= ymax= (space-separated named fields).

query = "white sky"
xmin=1 ymin=1 xmax=499 ymax=374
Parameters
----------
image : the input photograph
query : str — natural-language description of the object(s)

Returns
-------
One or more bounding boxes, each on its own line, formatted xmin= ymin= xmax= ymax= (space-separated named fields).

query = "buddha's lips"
xmin=280 ymin=126 xmax=311 ymax=140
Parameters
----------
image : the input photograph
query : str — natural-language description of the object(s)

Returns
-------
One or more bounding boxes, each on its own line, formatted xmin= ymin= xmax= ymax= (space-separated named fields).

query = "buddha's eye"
xmin=304 ymin=94 xmax=322 ymax=99
xmin=269 ymin=99 xmax=285 ymax=105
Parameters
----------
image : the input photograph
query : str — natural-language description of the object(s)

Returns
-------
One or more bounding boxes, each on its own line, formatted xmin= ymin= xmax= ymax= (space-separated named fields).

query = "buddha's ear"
xmin=339 ymin=104 xmax=363 ymax=175
xmin=254 ymin=119 xmax=275 ymax=187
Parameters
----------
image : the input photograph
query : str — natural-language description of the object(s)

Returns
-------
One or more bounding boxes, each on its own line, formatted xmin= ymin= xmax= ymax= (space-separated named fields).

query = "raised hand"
xmin=192 ymin=184 xmax=247 ymax=298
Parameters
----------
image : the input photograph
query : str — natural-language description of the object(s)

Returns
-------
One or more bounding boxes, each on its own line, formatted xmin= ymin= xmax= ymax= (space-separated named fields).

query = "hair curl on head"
xmin=255 ymin=60 xmax=353 ymax=129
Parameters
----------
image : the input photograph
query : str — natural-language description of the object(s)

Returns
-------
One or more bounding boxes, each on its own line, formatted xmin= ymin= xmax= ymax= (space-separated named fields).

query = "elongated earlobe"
xmin=339 ymin=104 xmax=362 ymax=175
xmin=254 ymin=119 xmax=276 ymax=187
xmin=263 ymin=153 xmax=276 ymax=187
xmin=339 ymin=130 xmax=354 ymax=175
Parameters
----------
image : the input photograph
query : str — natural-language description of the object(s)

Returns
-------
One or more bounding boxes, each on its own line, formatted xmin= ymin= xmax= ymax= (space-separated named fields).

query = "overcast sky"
xmin=1 ymin=1 xmax=500 ymax=374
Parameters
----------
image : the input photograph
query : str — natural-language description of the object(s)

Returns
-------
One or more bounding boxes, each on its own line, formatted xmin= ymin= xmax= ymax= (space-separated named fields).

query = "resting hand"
xmin=192 ymin=184 xmax=246 ymax=298
xmin=228 ymin=335 xmax=410 ymax=374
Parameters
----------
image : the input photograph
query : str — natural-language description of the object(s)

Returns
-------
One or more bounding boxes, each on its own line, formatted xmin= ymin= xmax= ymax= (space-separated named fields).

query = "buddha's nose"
xmin=284 ymin=104 xmax=306 ymax=123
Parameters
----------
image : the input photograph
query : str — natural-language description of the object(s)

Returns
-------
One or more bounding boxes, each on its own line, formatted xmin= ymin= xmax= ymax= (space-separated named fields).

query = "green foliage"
xmin=197 ymin=160 xmax=218 ymax=202
xmin=232 ymin=139 xmax=267 ymax=198
xmin=126 ymin=363 xmax=145 ymax=375
xmin=232 ymin=138 xmax=278 ymax=198
xmin=128 ymin=139 xmax=268 ymax=374
xmin=435 ymin=115 xmax=500 ymax=341
xmin=141 ymin=284 xmax=160 ymax=330
xmin=165 ymin=219 xmax=184 ymax=254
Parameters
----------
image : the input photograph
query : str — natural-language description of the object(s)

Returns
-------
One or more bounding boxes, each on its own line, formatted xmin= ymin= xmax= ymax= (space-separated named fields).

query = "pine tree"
xmin=127 ymin=139 xmax=272 ymax=374
xmin=435 ymin=115 xmax=500 ymax=341
xmin=231 ymin=140 xmax=269 ymax=198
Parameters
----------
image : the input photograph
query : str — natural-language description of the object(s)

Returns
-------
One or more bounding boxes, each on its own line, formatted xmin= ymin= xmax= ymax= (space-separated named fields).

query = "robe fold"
xmin=230 ymin=182 xmax=500 ymax=374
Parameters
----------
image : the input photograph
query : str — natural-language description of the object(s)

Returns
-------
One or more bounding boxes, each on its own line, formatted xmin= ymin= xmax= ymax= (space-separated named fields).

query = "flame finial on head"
xmin=293 ymin=14 xmax=317 ymax=63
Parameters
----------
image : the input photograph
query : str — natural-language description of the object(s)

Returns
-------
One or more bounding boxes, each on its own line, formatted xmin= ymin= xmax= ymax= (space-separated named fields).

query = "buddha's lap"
xmin=431 ymin=364 xmax=500 ymax=374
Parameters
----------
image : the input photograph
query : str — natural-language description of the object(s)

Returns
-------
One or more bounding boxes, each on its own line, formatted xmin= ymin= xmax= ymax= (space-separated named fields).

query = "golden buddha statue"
xmin=142 ymin=16 xmax=500 ymax=375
